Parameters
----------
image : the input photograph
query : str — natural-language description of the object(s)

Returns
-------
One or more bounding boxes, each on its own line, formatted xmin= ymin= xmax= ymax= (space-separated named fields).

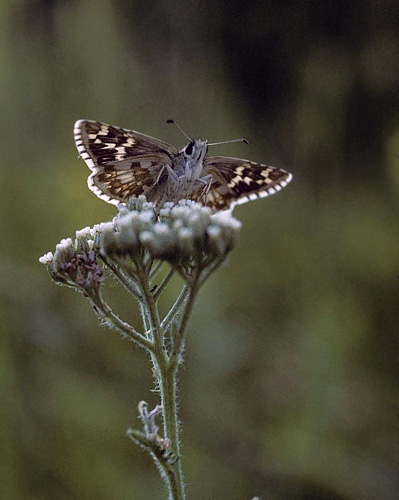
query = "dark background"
xmin=1 ymin=1 xmax=399 ymax=499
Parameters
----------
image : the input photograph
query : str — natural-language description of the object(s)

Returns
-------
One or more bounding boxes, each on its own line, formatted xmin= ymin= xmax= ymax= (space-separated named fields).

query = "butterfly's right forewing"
xmin=203 ymin=156 xmax=292 ymax=210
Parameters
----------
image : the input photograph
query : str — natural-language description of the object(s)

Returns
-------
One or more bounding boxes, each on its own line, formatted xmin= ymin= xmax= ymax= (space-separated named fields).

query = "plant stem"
xmin=136 ymin=260 xmax=161 ymax=344
xmin=154 ymin=272 xmax=202 ymax=498
xmin=161 ymin=284 xmax=190 ymax=333
xmin=159 ymin=363 xmax=185 ymax=500
xmin=153 ymin=267 xmax=175 ymax=300
xmin=135 ymin=260 xmax=186 ymax=499
xmin=88 ymin=289 xmax=153 ymax=352
xmin=169 ymin=270 xmax=201 ymax=371
xmin=99 ymin=254 xmax=142 ymax=301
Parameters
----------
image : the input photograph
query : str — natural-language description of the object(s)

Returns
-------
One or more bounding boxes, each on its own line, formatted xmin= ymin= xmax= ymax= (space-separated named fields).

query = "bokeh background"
xmin=1 ymin=1 xmax=399 ymax=499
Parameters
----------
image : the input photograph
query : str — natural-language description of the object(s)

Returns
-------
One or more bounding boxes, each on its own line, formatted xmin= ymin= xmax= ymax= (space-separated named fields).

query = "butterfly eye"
xmin=185 ymin=142 xmax=194 ymax=156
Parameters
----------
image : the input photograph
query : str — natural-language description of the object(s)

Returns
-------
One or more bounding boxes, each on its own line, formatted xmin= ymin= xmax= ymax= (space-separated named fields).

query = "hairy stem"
xmin=88 ymin=289 xmax=153 ymax=352
xmin=135 ymin=260 xmax=161 ymax=344
xmin=140 ymin=273 xmax=191 ymax=499
xmin=159 ymin=364 xmax=185 ymax=500
xmin=99 ymin=254 xmax=142 ymax=301
xmin=161 ymin=284 xmax=190 ymax=333
xmin=169 ymin=270 xmax=201 ymax=371
xmin=153 ymin=267 xmax=175 ymax=300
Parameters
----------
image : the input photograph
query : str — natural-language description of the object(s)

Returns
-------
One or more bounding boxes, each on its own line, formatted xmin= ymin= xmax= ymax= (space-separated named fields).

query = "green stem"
xmin=153 ymin=267 xmax=175 ymax=300
xmin=169 ymin=270 xmax=201 ymax=371
xmin=158 ymin=364 xmax=185 ymax=500
xmin=149 ymin=259 xmax=164 ymax=280
xmin=135 ymin=260 xmax=161 ymax=345
xmin=88 ymin=289 xmax=153 ymax=352
xmin=98 ymin=254 xmax=142 ymax=300
xmin=198 ymin=254 xmax=227 ymax=287
xmin=105 ymin=257 xmax=204 ymax=499
xmin=139 ymin=272 xmax=188 ymax=499
xmin=150 ymin=272 xmax=202 ymax=499
xmin=161 ymin=284 xmax=190 ymax=333
xmin=126 ymin=428 xmax=179 ymax=489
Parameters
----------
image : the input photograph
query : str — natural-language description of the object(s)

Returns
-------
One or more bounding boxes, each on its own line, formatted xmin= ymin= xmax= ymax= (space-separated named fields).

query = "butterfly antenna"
xmin=208 ymin=138 xmax=248 ymax=146
xmin=166 ymin=119 xmax=192 ymax=142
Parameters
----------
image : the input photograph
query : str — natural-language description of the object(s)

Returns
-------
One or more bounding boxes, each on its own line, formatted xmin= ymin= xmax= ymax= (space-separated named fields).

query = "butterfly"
xmin=74 ymin=119 xmax=292 ymax=211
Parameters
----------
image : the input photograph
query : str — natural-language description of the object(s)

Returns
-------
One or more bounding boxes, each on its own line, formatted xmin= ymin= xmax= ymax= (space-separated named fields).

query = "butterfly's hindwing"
xmin=88 ymin=158 xmax=168 ymax=204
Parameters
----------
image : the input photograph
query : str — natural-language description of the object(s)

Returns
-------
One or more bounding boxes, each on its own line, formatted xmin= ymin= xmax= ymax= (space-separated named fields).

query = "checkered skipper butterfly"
xmin=74 ymin=119 xmax=292 ymax=211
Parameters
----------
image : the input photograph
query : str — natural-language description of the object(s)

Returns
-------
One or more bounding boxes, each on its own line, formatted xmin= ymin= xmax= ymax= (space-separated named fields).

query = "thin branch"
xmin=126 ymin=428 xmax=181 ymax=498
xmin=198 ymin=254 xmax=227 ymax=287
xmin=88 ymin=289 xmax=153 ymax=352
xmin=101 ymin=254 xmax=157 ymax=341
xmin=149 ymin=259 xmax=164 ymax=280
xmin=144 ymin=254 xmax=154 ymax=273
xmin=168 ymin=269 xmax=201 ymax=371
xmin=160 ymin=283 xmax=190 ymax=333
xmin=153 ymin=266 xmax=175 ymax=300
xmin=135 ymin=259 xmax=162 ymax=347
xmin=174 ymin=264 xmax=192 ymax=283
xmin=99 ymin=253 xmax=142 ymax=301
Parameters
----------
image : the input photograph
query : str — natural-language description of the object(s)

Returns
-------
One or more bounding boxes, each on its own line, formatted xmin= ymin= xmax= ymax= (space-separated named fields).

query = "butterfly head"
xmin=183 ymin=139 xmax=208 ymax=162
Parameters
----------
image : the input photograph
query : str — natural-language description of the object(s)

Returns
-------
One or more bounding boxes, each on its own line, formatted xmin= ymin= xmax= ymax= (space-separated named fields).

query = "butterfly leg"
xmin=156 ymin=165 xmax=180 ymax=184
xmin=196 ymin=174 xmax=213 ymax=202
xmin=155 ymin=165 xmax=165 ymax=184
xmin=166 ymin=165 xmax=179 ymax=182
xmin=163 ymin=165 xmax=182 ymax=199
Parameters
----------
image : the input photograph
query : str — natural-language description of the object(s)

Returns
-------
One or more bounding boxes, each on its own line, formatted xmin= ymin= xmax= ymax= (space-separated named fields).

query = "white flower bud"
xmin=76 ymin=227 xmax=92 ymax=239
xmin=177 ymin=227 xmax=195 ymax=256
xmin=207 ymin=226 xmax=226 ymax=255
xmin=39 ymin=252 xmax=54 ymax=264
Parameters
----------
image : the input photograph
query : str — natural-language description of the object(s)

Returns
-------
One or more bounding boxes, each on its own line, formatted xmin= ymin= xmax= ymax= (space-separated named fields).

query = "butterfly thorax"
xmin=178 ymin=139 xmax=208 ymax=182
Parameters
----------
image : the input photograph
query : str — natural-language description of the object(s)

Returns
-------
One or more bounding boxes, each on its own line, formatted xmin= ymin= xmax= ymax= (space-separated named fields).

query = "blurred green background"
xmin=1 ymin=1 xmax=398 ymax=499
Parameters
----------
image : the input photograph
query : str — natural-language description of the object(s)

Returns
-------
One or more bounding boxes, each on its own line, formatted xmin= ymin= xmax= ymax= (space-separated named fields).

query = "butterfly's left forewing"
xmin=202 ymin=156 xmax=292 ymax=211
xmin=74 ymin=120 xmax=178 ymax=168
xmin=74 ymin=120 xmax=178 ymax=205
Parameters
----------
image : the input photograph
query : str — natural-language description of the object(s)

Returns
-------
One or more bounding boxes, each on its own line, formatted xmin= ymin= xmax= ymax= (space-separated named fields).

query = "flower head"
xmin=39 ymin=229 xmax=104 ymax=290
xmin=40 ymin=196 xmax=242 ymax=288
xmin=101 ymin=197 xmax=242 ymax=265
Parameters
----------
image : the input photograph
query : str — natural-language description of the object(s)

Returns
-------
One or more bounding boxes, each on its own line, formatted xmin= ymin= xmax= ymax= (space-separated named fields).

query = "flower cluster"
xmin=102 ymin=197 xmax=241 ymax=262
xmin=39 ymin=228 xmax=104 ymax=290
xmin=39 ymin=196 xmax=242 ymax=288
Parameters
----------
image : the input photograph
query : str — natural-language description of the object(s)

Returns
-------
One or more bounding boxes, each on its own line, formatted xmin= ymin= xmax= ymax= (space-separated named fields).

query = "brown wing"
xmin=88 ymin=155 xmax=172 ymax=205
xmin=201 ymin=156 xmax=293 ymax=210
xmin=74 ymin=120 xmax=178 ymax=170
xmin=74 ymin=120 xmax=178 ymax=205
